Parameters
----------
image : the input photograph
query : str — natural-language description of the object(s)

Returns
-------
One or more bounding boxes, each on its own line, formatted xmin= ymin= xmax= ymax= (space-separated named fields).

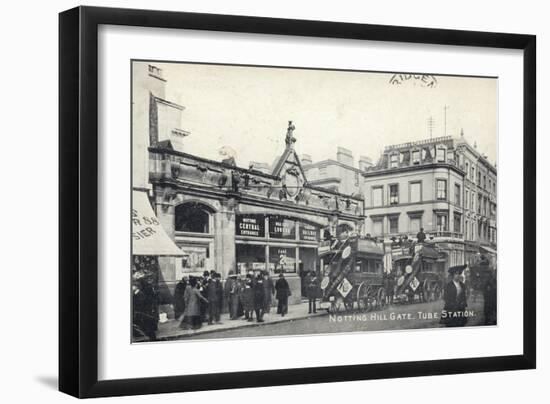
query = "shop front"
xmin=235 ymin=212 xmax=322 ymax=304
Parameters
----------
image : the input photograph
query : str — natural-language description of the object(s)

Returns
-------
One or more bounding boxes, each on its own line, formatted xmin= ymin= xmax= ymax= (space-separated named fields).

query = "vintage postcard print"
xmin=131 ymin=61 xmax=497 ymax=342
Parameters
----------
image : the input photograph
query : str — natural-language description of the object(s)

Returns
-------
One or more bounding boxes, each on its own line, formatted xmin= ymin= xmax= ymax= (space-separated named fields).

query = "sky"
xmin=156 ymin=61 xmax=497 ymax=168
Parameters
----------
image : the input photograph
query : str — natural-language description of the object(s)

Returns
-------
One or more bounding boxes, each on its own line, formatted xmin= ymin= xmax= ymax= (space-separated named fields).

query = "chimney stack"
xmin=336 ymin=147 xmax=354 ymax=167
xmin=359 ymin=155 xmax=373 ymax=171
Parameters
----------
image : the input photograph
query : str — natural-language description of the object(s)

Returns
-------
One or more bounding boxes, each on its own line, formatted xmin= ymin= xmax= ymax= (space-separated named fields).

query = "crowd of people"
xmin=172 ymin=270 xmax=293 ymax=331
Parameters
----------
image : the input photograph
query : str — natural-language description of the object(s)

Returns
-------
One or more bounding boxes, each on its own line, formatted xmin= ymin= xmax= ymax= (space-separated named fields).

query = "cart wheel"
xmin=357 ymin=282 xmax=372 ymax=312
xmin=377 ymin=288 xmax=387 ymax=310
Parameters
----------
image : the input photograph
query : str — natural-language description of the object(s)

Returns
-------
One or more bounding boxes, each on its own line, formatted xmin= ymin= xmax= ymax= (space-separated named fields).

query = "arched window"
xmin=175 ymin=202 xmax=211 ymax=233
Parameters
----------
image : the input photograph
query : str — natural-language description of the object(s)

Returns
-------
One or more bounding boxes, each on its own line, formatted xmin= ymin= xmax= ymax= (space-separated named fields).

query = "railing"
xmin=384 ymin=136 xmax=453 ymax=151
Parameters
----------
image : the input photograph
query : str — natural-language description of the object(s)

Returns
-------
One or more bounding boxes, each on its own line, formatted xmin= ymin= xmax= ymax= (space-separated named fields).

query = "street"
xmin=189 ymin=296 xmax=488 ymax=340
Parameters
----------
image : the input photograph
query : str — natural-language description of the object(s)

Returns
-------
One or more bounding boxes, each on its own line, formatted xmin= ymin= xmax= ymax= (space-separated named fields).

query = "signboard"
xmin=299 ymin=222 xmax=319 ymax=242
xmin=409 ymin=276 xmax=420 ymax=291
xmin=236 ymin=214 xmax=265 ymax=237
xmin=269 ymin=216 xmax=296 ymax=239
xmin=269 ymin=247 xmax=296 ymax=273
xmin=337 ymin=278 xmax=353 ymax=298
xmin=177 ymin=245 xmax=209 ymax=278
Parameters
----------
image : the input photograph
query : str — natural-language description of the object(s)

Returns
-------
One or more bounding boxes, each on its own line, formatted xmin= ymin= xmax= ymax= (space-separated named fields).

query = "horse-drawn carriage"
xmin=389 ymin=241 xmax=447 ymax=304
xmin=318 ymin=235 xmax=386 ymax=313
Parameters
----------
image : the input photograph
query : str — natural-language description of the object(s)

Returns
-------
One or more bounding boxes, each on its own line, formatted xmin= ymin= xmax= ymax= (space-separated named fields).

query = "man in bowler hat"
xmin=441 ymin=264 xmax=468 ymax=327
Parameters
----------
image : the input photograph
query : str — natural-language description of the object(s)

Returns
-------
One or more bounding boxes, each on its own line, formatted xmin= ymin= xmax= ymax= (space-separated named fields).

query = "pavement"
xmin=139 ymin=301 xmax=328 ymax=342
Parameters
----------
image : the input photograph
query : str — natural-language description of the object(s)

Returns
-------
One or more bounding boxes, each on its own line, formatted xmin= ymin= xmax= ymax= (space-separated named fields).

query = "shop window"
xmin=175 ymin=202 xmax=211 ymax=233
xmin=269 ymin=246 xmax=296 ymax=273
xmin=236 ymin=244 xmax=266 ymax=274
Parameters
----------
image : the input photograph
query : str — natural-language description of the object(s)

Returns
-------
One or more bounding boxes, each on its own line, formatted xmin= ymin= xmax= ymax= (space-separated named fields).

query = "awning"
xmin=132 ymin=190 xmax=184 ymax=256
xmin=480 ymin=245 xmax=497 ymax=255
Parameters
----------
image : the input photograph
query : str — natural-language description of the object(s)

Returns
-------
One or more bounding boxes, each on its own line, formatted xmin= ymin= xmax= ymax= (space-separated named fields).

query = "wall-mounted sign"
xmin=269 ymin=216 xmax=296 ymax=239
xmin=300 ymin=222 xmax=320 ymax=242
xmin=236 ymin=214 xmax=265 ymax=237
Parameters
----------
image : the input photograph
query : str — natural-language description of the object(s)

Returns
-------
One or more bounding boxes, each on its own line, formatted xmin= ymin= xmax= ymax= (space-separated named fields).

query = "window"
xmin=409 ymin=216 xmax=421 ymax=233
xmin=389 ymin=216 xmax=399 ymax=234
xmin=471 ymin=191 xmax=475 ymax=211
xmin=483 ymin=175 xmax=487 ymax=189
xmin=465 ymin=189 xmax=469 ymax=210
xmin=175 ymin=202 xmax=211 ymax=233
xmin=436 ymin=179 xmax=447 ymax=200
xmin=436 ymin=214 xmax=448 ymax=232
xmin=372 ymin=219 xmax=383 ymax=236
xmin=465 ymin=162 xmax=469 ymax=176
xmin=477 ymin=171 xmax=481 ymax=185
xmin=372 ymin=186 xmax=383 ymax=207
xmin=390 ymin=153 xmax=399 ymax=168
xmin=465 ymin=219 xmax=469 ymax=239
xmin=410 ymin=182 xmax=422 ymax=203
xmin=454 ymin=184 xmax=461 ymax=206
xmin=412 ymin=150 xmax=420 ymax=164
xmin=436 ymin=148 xmax=446 ymax=162
xmin=471 ymin=167 xmax=475 ymax=181
xmin=389 ymin=184 xmax=399 ymax=205
xmin=454 ymin=213 xmax=461 ymax=233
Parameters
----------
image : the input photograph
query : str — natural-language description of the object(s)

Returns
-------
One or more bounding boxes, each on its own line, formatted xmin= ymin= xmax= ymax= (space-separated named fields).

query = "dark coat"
xmin=173 ymin=280 xmax=187 ymax=318
xmin=307 ymin=276 xmax=321 ymax=299
xmin=206 ymin=280 xmax=223 ymax=304
xmin=262 ymin=277 xmax=275 ymax=306
xmin=183 ymin=286 xmax=208 ymax=317
xmin=240 ymin=281 xmax=255 ymax=311
xmin=275 ymin=278 xmax=291 ymax=300
xmin=133 ymin=283 xmax=159 ymax=337
xmin=442 ymin=280 xmax=468 ymax=327
xmin=254 ymin=279 xmax=265 ymax=309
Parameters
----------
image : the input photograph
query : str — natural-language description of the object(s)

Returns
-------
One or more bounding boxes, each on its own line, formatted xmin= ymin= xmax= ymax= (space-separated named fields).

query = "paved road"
xmin=190 ymin=297 xmax=487 ymax=340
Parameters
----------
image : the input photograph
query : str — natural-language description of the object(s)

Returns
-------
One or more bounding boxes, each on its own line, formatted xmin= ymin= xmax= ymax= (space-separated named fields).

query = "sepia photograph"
xmin=131 ymin=60 xmax=498 ymax=343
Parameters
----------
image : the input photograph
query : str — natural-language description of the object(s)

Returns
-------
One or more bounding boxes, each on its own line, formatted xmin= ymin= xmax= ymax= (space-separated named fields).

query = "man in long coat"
xmin=254 ymin=274 xmax=266 ymax=322
xmin=307 ymin=271 xmax=320 ymax=314
xmin=133 ymin=276 xmax=159 ymax=341
xmin=206 ymin=273 xmax=223 ymax=324
xmin=183 ymin=278 xmax=209 ymax=330
xmin=262 ymin=271 xmax=275 ymax=314
xmin=275 ymin=273 xmax=291 ymax=316
xmin=441 ymin=265 xmax=468 ymax=327
xmin=173 ymin=277 xmax=187 ymax=320
xmin=240 ymin=276 xmax=255 ymax=321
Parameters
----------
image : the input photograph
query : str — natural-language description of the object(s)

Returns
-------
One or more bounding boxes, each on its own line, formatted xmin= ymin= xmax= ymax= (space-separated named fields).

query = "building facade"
xmin=301 ymin=147 xmax=373 ymax=195
xmin=133 ymin=63 xmax=364 ymax=305
xmin=363 ymin=135 xmax=497 ymax=269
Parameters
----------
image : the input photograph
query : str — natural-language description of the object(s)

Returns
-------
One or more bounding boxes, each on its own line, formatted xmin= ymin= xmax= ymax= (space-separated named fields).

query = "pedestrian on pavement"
xmin=240 ymin=275 xmax=255 ymax=321
xmin=275 ymin=273 xmax=291 ymax=316
xmin=206 ymin=272 xmax=223 ymax=324
xmin=199 ymin=271 xmax=211 ymax=324
xmin=227 ymin=274 xmax=241 ymax=320
xmin=132 ymin=275 xmax=159 ymax=341
xmin=441 ymin=265 xmax=468 ymax=327
xmin=262 ymin=271 xmax=275 ymax=314
xmin=179 ymin=278 xmax=194 ymax=330
xmin=254 ymin=274 xmax=266 ymax=322
xmin=183 ymin=277 xmax=209 ymax=330
xmin=307 ymin=271 xmax=320 ymax=314
xmin=173 ymin=276 xmax=187 ymax=321
xmin=483 ymin=268 xmax=497 ymax=325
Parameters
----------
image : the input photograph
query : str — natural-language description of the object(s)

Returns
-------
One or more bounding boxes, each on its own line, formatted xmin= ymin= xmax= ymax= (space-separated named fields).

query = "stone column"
xmin=218 ymin=199 xmax=237 ymax=278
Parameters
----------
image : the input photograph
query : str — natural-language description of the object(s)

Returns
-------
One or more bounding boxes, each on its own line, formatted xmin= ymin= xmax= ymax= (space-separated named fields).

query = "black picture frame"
xmin=59 ymin=6 xmax=536 ymax=398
